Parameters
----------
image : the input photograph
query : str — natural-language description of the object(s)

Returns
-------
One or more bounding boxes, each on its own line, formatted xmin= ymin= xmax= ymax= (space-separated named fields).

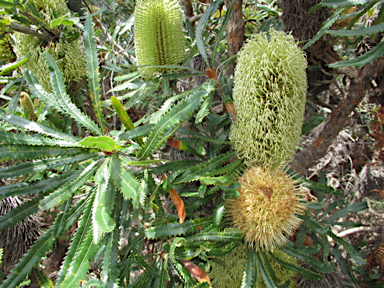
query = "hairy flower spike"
xmin=226 ymin=166 xmax=305 ymax=251
xmin=134 ymin=0 xmax=185 ymax=76
xmin=229 ymin=30 xmax=307 ymax=167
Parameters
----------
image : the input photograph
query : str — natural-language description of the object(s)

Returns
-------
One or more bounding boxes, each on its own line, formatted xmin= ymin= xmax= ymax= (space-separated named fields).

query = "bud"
xmin=20 ymin=92 xmax=36 ymax=121
xmin=226 ymin=166 xmax=305 ymax=251
xmin=134 ymin=0 xmax=185 ymax=76
xmin=229 ymin=30 xmax=307 ymax=167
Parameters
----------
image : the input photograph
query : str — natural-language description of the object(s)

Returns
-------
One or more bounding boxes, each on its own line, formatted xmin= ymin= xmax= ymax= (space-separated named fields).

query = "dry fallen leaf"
xmin=169 ymin=188 xmax=186 ymax=224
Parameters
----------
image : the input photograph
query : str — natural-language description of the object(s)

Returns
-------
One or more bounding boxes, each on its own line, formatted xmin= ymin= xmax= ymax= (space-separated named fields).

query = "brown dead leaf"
xmin=169 ymin=189 xmax=186 ymax=224
xmin=205 ymin=68 xmax=218 ymax=80
xmin=225 ymin=102 xmax=237 ymax=123
xmin=180 ymin=260 xmax=212 ymax=287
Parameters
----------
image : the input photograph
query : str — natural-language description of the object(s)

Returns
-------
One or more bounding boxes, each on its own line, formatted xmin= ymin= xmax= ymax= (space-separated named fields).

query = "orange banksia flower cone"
xmin=227 ymin=166 xmax=306 ymax=251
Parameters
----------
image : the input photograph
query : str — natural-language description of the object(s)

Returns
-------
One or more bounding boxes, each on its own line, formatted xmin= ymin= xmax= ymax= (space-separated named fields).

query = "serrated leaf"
xmin=257 ymin=251 xmax=278 ymax=288
xmin=1 ymin=229 xmax=55 ymax=288
xmin=60 ymin=228 xmax=98 ymax=287
xmin=0 ymin=109 xmax=79 ymax=141
xmin=119 ymin=124 xmax=154 ymax=140
xmin=50 ymin=16 xmax=74 ymax=28
xmin=93 ymin=159 xmax=115 ymax=243
xmin=280 ymin=245 xmax=335 ymax=273
xmin=195 ymin=92 xmax=213 ymax=124
xmin=322 ymin=202 xmax=368 ymax=224
xmin=316 ymin=0 xmax=369 ymax=7
xmin=187 ymin=231 xmax=243 ymax=242
xmin=175 ymin=150 xmax=236 ymax=183
xmin=0 ymin=145 xmax=88 ymax=161
xmin=44 ymin=53 xmax=102 ymax=135
xmin=137 ymin=89 xmax=208 ymax=160
xmin=302 ymin=114 xmax=326 ymax=135
xmin=145 ymin=217 xmax=213 ymax=239
xmin=110 ymin=96 xmax=134 ymax=131
xmin=176 ymin=127 xmax=229 ymax=144
xmin=56 ymin=194 xmax=94 ymax=286
xmin=329 ymin=41 xmax=384 ymax=68
xmin=0 ymin=153 xmax=99 ymax=179
xmin=84 ymin=18 xmax=105 ymax=131
xmin=152 ymin=159 xmax=200 ymax=175
xmin=33 ymin=268 xmax=55 ymax=288
xmin=0 ymin=0 xmax=16 ymax=8
xmin=0 ymin=131 xmax=78 ymax=147
xmin=328 ymin=232 xmax=366 ymax=265
xmin=269 ymin=250 xmax=323 ymax=281
xmin=241 ymin=248 xmax=258 ymax=288
xmin=0 ymin=195 xmax=42 ymax=231
xmin=302 ymin=9 xmax=344 ymax=50
xmin=213 ymin=204 xmax=225 ymax=225
xmin=109 ymin=153 xmax=139 ymax=206
xmin=305 ymin=180 xmax=343 ymax=196
xmin=101 ymin=229 xmax=120 ymax=287
xmin=39 ymin=160 xmax=102 ymax=210
xmin=0 ymin=54 xmax=29 ymax=76
xmin=78 ymin=136 xmax=117 ymax=152
xmin=0 ymin=171 xmax=79 ymax=198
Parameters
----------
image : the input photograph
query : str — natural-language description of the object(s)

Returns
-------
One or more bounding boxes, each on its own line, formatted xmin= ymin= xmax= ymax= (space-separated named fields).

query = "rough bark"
xmin=224 ymin=0 xmax=244 ymax=73
xmin=291 ymin=57 xmax=384 ymax=176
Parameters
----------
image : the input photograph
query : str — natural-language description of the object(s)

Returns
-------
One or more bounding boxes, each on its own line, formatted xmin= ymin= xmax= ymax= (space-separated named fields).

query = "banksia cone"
xmin=229 ymin=30 xmax=307 ymax=167
xmin=226 ymin=166 xmax=305 ymax=251
xmin=209 ymin=243 xmax=298 ymax=288
xmin=0 ymin=34 xmax=16 ymax=61
xmin=19 ymin=92 xmax=36 ymax=121
xmin=134 ymin=0 xmax=185 ymax=76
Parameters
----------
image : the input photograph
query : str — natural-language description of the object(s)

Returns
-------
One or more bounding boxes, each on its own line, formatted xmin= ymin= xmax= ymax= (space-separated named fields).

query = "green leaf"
xmin=0 ymin=195 xmax=42 ymax=231
xmin=159 ymin=258 xmax=168 ymax=288
xmin=213 ymin=203 xmax=225 ymax=225
xmin=39 ymin=160 xmax=102 ymax=210
xmin=60 ymin=228 xmax=98 ymax=287
xmin=135 ymin=255 xmax=160 ymax=278
xmin=44 ymin=53 xmax=102 ymax=135
xmin=0 ymin=153 xmax=99 ymax=179
xmin=109 ymin=153 xmax=139 ymax=206
xmin=33 ymin=268 xmax=55 ymax=288
xmin=322 ymin=202 xmax=368 ymax=224
xmin=78 ymin=136 xmax=117 ymax=152
xmin=241 ymin=248 xmax=258 ymax=288
xmin=175 ymin=150 xmax=236 ymax=183
xmin=316 ymin=0 xmax=370 ymax=7
xmin=327 ymin=22 xmax=384 ymax=37
xmin=101 ymin=228 xmax=120 ymax=287
xmin=119 ymin=124 xmax=154 ymax=140
xmin=195 ymin=0 xmax=224 ymax=66
xmin=50 ymin=16 xmax=74 ymax=28
xmin=0 ymin=0 xmax=16 ymax=9
xmin=257 ymin=251 xmax=277 ymax=288
xmin=305 ymin=180 xmax=343 ymax=196
xmin=176 ymin=127 xmax=230 ymax=144
xmin=187 ymin=231 xmax=243 ymax=242
xmin=0 ymin=145 xmax=88 ymax=161
xmin=269 ymin=250 xmax=323 ymax=281
xmin=137 ymin=89 xmax=208 ymax=160
xmin=195 ymin=92 xmax=213 ymax=124
xmin=0 ymin=131 xmax=78 ymax=147
xmin=145 ymin=217 xmax=213 ymax=239
xmin=56 ymin=194 xmax=95 ymax=286
xmin=2 ymin=229 xmax=55 ymax=288
xmin=329 ymin=41 xmax=384 ymax=68
xmin=93 ymin=159 xmax=115 ymax=243
xmin=328 ymin=232 xmax=365 ymax=265
xmin=152 ymin=160 xmax=200 ymax=175
xmin=0 ymin=54 xmax=29 ymax=76
xmin=0 ymin=172 xmax=79 ymax=198
xmin=302 ymin=9 xmax=344 ymax=50
xmin=84 ymin=17 xmax=105 ymax=132
xmin=302 ymin=114 xmax=326 ymax=135
xmin=0 ymin=109 xmax=79 ymax=141
xmin=280 ymin=245 xmax=335 ymax=273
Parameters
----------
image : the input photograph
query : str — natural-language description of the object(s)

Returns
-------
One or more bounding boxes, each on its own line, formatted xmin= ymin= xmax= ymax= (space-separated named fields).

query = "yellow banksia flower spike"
xmin=134 ymin=0 xmax=185 ymax=76
xmin=229 ymin=29 xmax=307 ymax=167
xmin=20 ymin=92 xmax=36 ymax=121
xmin=226 ymin=166 xmax=306 ymax=251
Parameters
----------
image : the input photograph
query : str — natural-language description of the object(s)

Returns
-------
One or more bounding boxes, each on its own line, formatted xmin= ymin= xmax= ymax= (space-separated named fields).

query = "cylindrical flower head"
xmin=229 ymin=30 xmax=307 ymax=167
xmin=226 ymin=166 xmax=305 ymax=251
xmin=134 ymin=0 xmax=185 ymax=76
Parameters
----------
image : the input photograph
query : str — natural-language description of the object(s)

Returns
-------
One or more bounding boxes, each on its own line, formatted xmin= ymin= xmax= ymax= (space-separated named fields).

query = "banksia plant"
xmin=19 ymin=92 xmax=36 ymax=121
xmin=0 ymin=34 xmax=16 ymax=61
xmin=226 ymin=166 xmax=305 ymax=251
xmin=229 ymin=30 xmax=307 ymax=167
xmin=134 ymin=0 xmax=185 ymax=76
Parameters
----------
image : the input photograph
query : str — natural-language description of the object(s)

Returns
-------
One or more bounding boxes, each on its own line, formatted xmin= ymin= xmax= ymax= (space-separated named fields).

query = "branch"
xmin=336 ymin=226 xmax=377 ymax=238
xmin=7 ymin=22 xmax=52 ymax=42
xmin=291 ymin=56 xmax=384 ymax=175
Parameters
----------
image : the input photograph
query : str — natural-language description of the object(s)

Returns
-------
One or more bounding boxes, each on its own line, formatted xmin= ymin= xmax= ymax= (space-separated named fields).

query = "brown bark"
xmin=291 ymin=57 xmax=384 ymax=176
xmin=224 ymin=0 xmax=244 ymax=73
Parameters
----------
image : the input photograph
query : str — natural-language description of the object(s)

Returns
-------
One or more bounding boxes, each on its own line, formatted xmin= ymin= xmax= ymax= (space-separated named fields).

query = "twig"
xmin=336 ymin=226 xmax=377 ymax=238
xmin=7 ymin=22 xmax=52 ymax=42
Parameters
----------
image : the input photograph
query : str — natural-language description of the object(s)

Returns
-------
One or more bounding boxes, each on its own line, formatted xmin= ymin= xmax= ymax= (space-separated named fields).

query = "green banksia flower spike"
xmin=20 ymin=92 xmax=36 ymax=121
xmin=229 ymin=29 xmax=307 ymax=167
xmin=209 ymin=243 xmax=298 ymax=287
xmin=134 ymin=0 xmax=185 ymax=76
xmin=0 ymin=34 xmax=16 ymax=61
xmin=226 ymin=166 xmax=305 ymax=251
xmin=12 ymin=0 xmax=87 ymax=92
